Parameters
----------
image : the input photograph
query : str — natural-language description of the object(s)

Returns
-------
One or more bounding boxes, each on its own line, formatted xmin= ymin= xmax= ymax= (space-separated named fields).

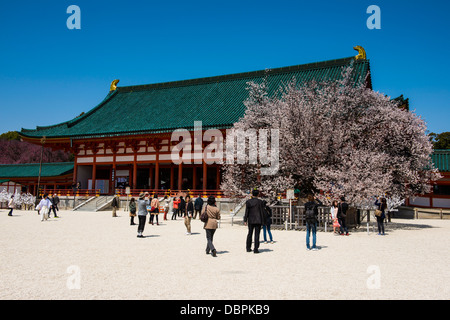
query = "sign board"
xmin=286 ymin=189 xmax=295 ymax=200
xmin=125 ymin=186 xmax=131 ymax=195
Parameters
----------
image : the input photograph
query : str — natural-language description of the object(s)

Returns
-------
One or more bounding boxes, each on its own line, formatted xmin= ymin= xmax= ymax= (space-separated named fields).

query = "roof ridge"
xmin=117 ymin=56 xmax=359 ymax=92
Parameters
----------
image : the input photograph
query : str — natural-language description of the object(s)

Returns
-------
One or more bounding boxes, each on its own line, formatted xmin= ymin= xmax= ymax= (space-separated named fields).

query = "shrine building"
xmin=19 ymin=48 xmax=372 ymax=196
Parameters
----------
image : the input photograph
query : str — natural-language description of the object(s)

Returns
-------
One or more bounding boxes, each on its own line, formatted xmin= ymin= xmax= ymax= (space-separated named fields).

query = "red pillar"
xmin=178 ymin=163 xmax=183 ymax=190
xmin=202 ymin=161 xmax=207 ymax=192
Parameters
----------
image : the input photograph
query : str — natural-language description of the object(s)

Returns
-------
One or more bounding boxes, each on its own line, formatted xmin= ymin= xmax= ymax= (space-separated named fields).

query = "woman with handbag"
xmin=149 ymin=195 xmax=160 ymax=225
xmin=330 ymin=200 xmax=340 ymax=234
xmin=202 ymin=196 xmax=221 ymax=257
xmin=374 ymin=197 xmax=387 ymax=235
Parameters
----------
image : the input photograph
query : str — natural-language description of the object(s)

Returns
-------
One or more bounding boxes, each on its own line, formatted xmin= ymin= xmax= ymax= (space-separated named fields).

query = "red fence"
xmin=39 ymin=188 xmax=226 ymax=198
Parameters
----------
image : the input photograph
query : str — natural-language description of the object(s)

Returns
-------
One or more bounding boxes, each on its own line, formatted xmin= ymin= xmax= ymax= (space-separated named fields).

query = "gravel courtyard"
xmin=1 ymin=209 xmax=449 ymax=300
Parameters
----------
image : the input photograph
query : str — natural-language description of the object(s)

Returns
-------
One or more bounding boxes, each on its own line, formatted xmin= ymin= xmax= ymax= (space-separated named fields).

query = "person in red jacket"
xmin=172 ymin=197 xmax=180 ymax=220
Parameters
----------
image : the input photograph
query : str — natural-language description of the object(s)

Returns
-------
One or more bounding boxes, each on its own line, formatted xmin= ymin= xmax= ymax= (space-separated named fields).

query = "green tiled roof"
xmin=432 ymin=150 xmax=450 ymax=172
xmin=0 ymin=162 xmax=74 ymax=178
xmin=20 ymin=57 xmax=371 ymax=139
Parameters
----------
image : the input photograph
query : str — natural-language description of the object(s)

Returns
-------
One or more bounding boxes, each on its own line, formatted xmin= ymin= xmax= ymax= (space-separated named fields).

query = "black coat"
xmin=337 ymin=202 xmax=349 ymax=219
xmin=186 ymin=201 xmax=194 ymax=214
xmin=244 ymin=197 xmax=265 ymax=225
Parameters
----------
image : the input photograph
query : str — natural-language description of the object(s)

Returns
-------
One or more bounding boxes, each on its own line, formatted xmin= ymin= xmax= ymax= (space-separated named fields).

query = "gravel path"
xmin=1 ymin=209 xmax=449 ymax=300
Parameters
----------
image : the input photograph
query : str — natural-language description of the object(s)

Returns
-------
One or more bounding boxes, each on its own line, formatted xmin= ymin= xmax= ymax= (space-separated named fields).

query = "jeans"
xmin=262 ymin=224 xmax=273 ymax=242
xmin=377 ymin=217 xmax=385 ymax=234
xmin=137 ymin=215 xmax=146 ymax=234
xmin=205 ymin=229 xmax=216 ymax=253
xmin=306 ymin=221 xmax=317 ymax=249
xmin=149 ymin=213 xmax=159 ymax=224
xmin=338 ymin=217 xmax=348 ymax=234
xmin=246 ymin=224 xmax=261 ymax=252
xmin=51 ymin=204 xmax=59 ymax=217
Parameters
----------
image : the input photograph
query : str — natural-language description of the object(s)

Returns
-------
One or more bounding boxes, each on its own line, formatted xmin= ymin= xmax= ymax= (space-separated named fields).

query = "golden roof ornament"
xmin=353 ymin=46 xmax=366 ymax=60
xmin=110 ymin=79 xmax=120 ymax=91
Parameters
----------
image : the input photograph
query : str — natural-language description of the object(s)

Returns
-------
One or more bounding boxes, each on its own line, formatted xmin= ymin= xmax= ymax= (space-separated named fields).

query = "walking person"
xmin=184 ymin=195 xmax=194 ymax=235
xmin=129 ymin=197 xmax=137 ymax=225
xmin=137 ymin=193 xmax=150 ymax=238
xmin=304 ymin=194 xmax=322 ymax=251
xmin=243 ymin=189 xmax=267 ymax=254
xmin=374 ymin=197 xmax=387 ymax=235
xmin=337 ymin=196 xmax=349 ymax=236
xmin=112 ymin=195 xmax=120 ymax=217
xmin=202 ymin=196 xmax=221 ymax=257
xmin=36 ymin=193 xmax=53 ymax=222
xmin=262 ymin=201 xmax=273 ymax=244
xmin=330 ymin=200 xmax=340 ymax=234
xmin=149 ymin=195 xmax=160 ymax=225
xmin=49 ymin=194 xmax=60 ymax=218
xmin=163 ymin=195 xmax=170 ymax=221
xmin=172 ymin=197 xmax=180 ymax=220
xmin=193 ymin=195 xmax=204 ymax=219
xmin=8 ymin=195 xmax=14 ymax=216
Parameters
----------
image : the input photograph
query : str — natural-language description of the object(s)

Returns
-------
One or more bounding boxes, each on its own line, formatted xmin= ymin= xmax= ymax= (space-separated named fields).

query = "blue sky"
xmin=0 ymin=0 xmax=449 ymax=134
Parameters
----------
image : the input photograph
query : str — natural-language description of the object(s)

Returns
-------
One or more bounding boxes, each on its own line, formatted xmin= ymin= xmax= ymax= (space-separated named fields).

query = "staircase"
xmin=231 ymin=198 xmax=248 ymax=217
xmin=73 ymin=195 xmax=114 ymax=212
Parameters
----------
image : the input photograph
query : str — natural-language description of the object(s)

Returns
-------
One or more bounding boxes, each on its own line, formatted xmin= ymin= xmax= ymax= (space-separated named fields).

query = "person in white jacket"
xmin=8 ymin=195 xmax=14 ymax=216
xmin=36 ymin=193 xmax=53 ymax=221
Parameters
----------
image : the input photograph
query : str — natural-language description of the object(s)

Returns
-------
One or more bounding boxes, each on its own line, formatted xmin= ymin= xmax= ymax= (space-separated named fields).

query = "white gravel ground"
xmin=1 ymin=209 xmax=449 ymax=300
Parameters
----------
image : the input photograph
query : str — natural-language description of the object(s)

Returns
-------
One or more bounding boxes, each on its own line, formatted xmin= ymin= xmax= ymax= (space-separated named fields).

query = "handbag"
xmin=375 ymin=209 xmax=382 ymax=217
xmin=200 ymin=205 xmax=209 ymax=223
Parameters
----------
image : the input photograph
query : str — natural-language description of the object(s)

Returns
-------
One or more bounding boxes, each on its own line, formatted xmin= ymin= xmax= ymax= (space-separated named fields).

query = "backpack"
xmin=305 ymin=203 xmax=316 ymax=221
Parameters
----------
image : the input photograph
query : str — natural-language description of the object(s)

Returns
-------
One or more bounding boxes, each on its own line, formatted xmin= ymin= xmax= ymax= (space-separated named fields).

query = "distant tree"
xmin=0 ymin=131 xmax=20 ymax=140
xmin=429 ymin=132 xmax=450 ymax=149
xmin=0 ymin=134 xmax=72 ymax=164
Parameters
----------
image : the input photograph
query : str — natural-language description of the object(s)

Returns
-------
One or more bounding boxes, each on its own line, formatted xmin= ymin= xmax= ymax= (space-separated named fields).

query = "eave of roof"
xmin=20 ymin=56 xmax=371 ymax=140
xmin=0 ymin=162 xmax=74 ymax=178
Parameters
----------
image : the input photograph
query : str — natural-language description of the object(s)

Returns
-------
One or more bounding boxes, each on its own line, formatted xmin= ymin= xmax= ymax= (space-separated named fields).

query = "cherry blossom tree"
xmin=0 ymin=139 xmax=72 ymax=164
xmin=221 ymin=64 xmax=441 ymax=205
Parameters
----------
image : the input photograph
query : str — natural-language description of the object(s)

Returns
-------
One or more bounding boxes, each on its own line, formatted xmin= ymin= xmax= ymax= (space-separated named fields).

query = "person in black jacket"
xmin=193 ymin=195 xmax=204 ymax=219
xmin=262 ymin=200 xmax=273 ymax=244
xmin=304 ymin=194 xmax=322 ymax=251
xmin=243 ymin=189 xmax=266 ymax=253
xmin=337 ymin=196 xmax=349 ymax=235
xmin=178 ymin=196 xmax=186 ymax=217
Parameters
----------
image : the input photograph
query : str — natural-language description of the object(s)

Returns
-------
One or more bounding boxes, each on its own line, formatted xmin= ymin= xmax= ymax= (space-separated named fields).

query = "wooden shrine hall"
xmin=19 ymin=48 xmax=372 ymax=196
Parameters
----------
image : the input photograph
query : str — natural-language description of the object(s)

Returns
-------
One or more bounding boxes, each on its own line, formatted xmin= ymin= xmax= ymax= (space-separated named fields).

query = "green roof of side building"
xmin=0 ymin=162 xmax=74 ymax=178
xmin=432 ymin=150 xmax=450 ymax=172
xmin=20 ymin=56 xmax=371 ymax=139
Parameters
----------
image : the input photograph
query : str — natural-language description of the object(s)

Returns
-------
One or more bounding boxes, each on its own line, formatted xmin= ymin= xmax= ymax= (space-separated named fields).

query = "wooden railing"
xmin=38 ymin=188 xmax=226 ymax=198
xmin=271 ymin=205 xmax=332 ymax=231
xmin=114 ymin=189 xmax=226 ymax=198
